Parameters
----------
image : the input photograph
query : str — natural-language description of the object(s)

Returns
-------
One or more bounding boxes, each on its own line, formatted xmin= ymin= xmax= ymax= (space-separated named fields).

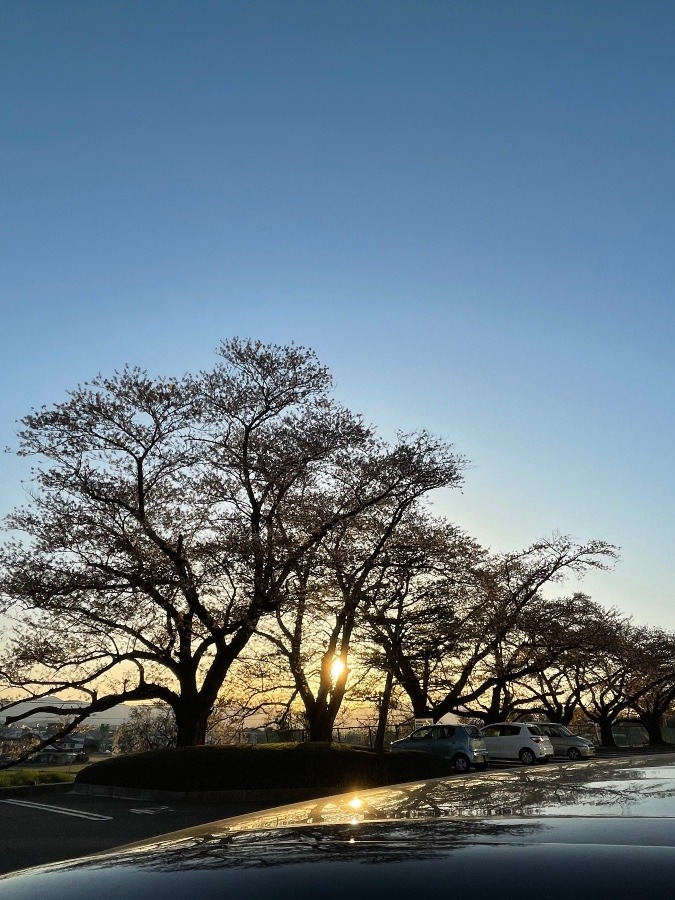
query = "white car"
xmin=522 ymin=721 xmax=595 ymax=760
xmin=479 ymin=722 xmax=554 ymax=764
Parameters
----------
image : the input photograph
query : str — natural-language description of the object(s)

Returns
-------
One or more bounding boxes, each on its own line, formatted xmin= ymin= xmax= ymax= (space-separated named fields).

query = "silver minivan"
xmin=390 ymin=724 xmax=489 ymax=773
xmin=523 ymin=722 xmax=595 ymax=760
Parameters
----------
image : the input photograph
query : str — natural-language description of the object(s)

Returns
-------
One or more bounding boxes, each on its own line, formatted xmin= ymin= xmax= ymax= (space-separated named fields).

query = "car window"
xmin=411 ymin=727 xmax=434 ymax=741
xmin=500 ymin=725 xmax=520 ymax=736
xmin=434 ymin=726 xmax=456 ymax=739
xmin=527 ymin=725 xmax=544 ymax=735
xmin=465 ymin=726 xmax=482 ymax=738
xmin=482 ymin=726 xmax=500 ymax=737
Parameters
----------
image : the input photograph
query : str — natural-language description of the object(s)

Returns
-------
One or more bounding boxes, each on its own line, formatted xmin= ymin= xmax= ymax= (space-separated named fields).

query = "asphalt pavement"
xmin=0 ymin=787 xmax=271 ymax=876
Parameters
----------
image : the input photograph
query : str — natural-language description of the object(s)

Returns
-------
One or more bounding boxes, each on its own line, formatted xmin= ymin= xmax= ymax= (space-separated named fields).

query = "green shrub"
xmin=75 ymin=743 xmax=453 ymax=793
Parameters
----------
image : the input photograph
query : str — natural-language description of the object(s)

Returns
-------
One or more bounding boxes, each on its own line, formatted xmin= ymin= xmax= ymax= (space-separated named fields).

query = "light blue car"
xmin=390 ymin=724 xmax=490 ymax=773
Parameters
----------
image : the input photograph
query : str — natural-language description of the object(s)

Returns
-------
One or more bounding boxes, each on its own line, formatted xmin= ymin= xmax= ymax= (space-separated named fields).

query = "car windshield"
xmin=465 ymin=726 xmax=482 ymax=738
xmin=527 ymin=725 xmax=544 ymax=735
xmin=556 ymin=725 xmax=574 ymax=736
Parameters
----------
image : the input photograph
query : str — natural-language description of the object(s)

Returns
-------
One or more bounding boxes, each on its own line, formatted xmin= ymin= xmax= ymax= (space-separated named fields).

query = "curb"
xmin=72 ymin=783 xmax=325 ymax=804
xmin=0 ymin=782 xmax=74 ymax=799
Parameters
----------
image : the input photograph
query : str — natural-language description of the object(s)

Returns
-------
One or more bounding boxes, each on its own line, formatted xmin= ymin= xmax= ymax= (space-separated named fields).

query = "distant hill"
xmin=1 ymin=696 xmax=133 ymax=728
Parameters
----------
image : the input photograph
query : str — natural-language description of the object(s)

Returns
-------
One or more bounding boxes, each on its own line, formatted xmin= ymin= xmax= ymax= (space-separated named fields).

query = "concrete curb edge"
xmin=72 ymin=782 xmax=324 ymax=804
xmin=0 ymin=782 xmax=73 ymax=799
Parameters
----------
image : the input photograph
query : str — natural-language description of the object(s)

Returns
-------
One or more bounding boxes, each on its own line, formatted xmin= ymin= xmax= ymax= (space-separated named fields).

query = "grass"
xmin=75 ymin=742 xmax=454 ymax=793
xmin=0 ymin=753 xmax=112 ymax=788
xmin=0 ymin=768 xmax=75 ymax=788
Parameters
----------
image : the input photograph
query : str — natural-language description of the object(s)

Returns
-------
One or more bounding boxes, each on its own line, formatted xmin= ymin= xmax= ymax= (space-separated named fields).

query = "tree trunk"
xmin=306 ymin=704 xmax=336 ymax=743
xmin=642 ymin=715 xmax=667 ymax=746
xmin=374 ymin=671 xmax=394 ymax=753
xmin=482 ymin=684 xmax=505 ymax=725
xmin=598 ymin=717 xmax=616 ymax=748
xmin=390 ymin=652 xmax=432 ymax=719
xmin=173 ymin=698 xmax=211 ymax=747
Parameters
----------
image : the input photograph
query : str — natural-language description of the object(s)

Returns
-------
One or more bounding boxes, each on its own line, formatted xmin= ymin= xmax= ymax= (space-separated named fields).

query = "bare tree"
xmin=568 ymin=622 xmax=675 ymax=747
xmin=625 ymin=628 xmax=675 ymax=745
xmin=360 ymin=518 xmax=483 ymax=721
xmin=112 ymin=704 xmax=177 ymax=754
xmin=365 ymin=533 xmax=618 ymax=722
xmin=507 ymin=600 xmax=629 ymax=724
xmin=460 ymin=595 xmax=623 ymax=723
xmin=1 ymin=339 xmax=464 ymax=752
xmin=256 ymin=506 xmax=468 ymax=742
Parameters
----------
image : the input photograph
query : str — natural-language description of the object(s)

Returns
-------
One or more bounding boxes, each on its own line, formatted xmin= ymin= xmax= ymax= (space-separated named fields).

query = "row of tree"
xmin=0 ymin=339 xmax=669 ymax=761
xmin=218 ymin=536 xmax=675 ymax=750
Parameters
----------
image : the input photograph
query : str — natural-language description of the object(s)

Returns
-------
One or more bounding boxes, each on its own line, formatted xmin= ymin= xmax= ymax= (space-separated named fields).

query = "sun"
xmin=330 ymin=657 xmax=345 ymax=679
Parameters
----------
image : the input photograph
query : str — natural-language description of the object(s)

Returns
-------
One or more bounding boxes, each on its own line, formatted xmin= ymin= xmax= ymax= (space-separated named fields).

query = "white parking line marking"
xmin=0 ymin=799 xmax=113 ymax=820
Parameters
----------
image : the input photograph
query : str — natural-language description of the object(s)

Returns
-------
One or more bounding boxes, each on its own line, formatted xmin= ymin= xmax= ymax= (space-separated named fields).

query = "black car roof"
xmin=3 ymin=755 xmax=675 ymax=899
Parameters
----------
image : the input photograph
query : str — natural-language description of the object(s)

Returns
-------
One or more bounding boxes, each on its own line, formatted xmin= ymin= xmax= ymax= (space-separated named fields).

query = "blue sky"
xmin=1 ymin=0 xmax=673 ymax=627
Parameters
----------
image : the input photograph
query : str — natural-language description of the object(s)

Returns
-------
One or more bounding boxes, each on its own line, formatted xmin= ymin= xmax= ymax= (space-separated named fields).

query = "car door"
xmin=499 ymin=724 xmax=522 ymax=758
xmin=437 ymin=725 xmax=461 ymax=758
xmin=541 ymin=723 xmax=564 ymax=755
xmin=480 ymin=725 xmax=503 ymax=758
xmin=407 ymin=726 xmax=437 ymax=754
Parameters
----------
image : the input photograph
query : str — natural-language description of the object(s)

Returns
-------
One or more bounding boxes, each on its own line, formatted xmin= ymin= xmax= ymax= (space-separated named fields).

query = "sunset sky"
xmin=2 ymin=1 xmax=674 ymax=626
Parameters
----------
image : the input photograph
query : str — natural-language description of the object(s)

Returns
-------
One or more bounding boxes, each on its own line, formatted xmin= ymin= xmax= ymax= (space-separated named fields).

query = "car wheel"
xmin=519 ymin=748 xmax=536 ymax=765
xmin=474 ymin=761 xmax=488 ymax=772
xmin=452 ymin=754 xmax=470 ymax=774
xmin=567 ymin=746 xmax=582 ymax=761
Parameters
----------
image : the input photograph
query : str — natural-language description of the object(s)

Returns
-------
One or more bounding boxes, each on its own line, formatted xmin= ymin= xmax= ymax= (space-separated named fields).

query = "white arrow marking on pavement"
xmin=129 ymin=807 xmax=170 ymax=815
xmin=0 ymin=799 xmax=113 ymax=820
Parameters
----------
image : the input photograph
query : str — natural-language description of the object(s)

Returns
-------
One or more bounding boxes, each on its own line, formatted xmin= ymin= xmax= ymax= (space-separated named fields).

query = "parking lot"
xmin=2 ymin=749 xmax=674 ymax=876
xmin=0 ymin=789 xmax=271 ymax=876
